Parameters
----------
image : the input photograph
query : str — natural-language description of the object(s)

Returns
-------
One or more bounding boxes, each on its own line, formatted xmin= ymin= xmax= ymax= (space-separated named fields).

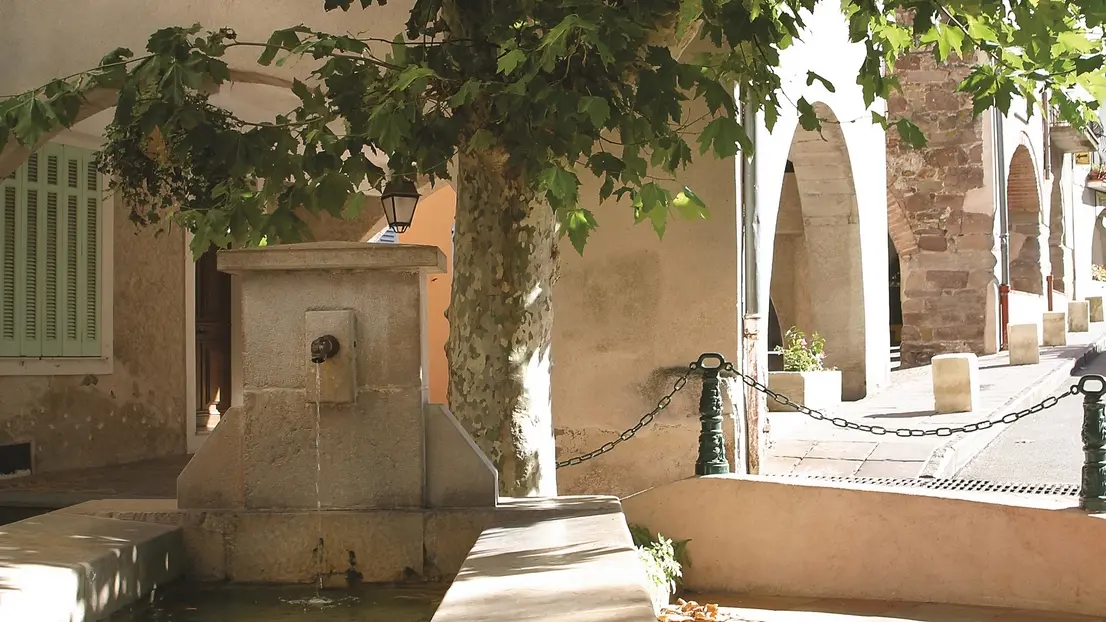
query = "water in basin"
xmin=108 ymin=583 xmax=445 ymax=621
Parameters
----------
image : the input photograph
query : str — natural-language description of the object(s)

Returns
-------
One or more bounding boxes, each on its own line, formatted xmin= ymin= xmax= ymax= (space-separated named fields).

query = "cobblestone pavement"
xmin=687 ymin=593 xmax=1105 ymax=621
xmin=762 ymin=324 xmax=1106 ymax=480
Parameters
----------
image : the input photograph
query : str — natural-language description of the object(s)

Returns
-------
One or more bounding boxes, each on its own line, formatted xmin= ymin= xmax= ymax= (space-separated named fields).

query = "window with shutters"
xmin=0 ymin=143 xmax=111 ymax=373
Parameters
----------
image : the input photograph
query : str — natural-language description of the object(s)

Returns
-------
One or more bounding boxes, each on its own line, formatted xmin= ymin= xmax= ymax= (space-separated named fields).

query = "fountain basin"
xmin=107 ymin=583 xmax=447 ymax=622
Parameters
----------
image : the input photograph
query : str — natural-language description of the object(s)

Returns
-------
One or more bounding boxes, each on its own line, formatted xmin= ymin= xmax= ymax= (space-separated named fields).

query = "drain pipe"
xmin=993 ymin=106 xmax=1012 ymax=349
xmin=738 ymin=91 xmax=761 ymax=474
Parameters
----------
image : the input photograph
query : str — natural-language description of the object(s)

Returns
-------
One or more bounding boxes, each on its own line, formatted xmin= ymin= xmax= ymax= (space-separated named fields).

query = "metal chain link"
xmin=555 ymin=362 xmax=698 ymax=469
xmin=724 ymin=362 xmax=1078 ymax=437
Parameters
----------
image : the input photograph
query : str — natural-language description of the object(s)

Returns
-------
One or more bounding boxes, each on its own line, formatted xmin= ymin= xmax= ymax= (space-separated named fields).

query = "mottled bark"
xmin=446 ymin=149 xmax=558 ymax=497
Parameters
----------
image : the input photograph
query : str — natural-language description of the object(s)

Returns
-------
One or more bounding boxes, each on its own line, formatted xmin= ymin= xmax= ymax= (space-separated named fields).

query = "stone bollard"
xmin=1088 ymin=296 xmax=1104 ymax=323
xmin=1070 ymin=301 xmax=1091 ymax=333
xmin=1007 ymin=323 xmax=1040 ymax=365
xmin=1043 ymin=311 xmax=1068 ymax=346
xmin=932 ymin=353 xmax=980 ymax=414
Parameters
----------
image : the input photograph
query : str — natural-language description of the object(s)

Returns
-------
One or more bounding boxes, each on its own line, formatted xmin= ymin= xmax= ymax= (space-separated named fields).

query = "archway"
xmin=1007 ymin=145 xmax=1046 ymax=294
xmin=768 ymin=103 xmax=867 ymax=399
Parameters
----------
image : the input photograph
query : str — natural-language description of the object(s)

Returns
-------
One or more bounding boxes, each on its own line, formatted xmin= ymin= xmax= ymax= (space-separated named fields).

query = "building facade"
xmin=0 ymin=1 xmax=1101 ymax=497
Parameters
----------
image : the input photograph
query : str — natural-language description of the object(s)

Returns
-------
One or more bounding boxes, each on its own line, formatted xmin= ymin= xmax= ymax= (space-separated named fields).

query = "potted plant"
xmin=1088 ymin=164 xmax=1106 ymax=182
xmin=767 ymin=327 xmax=842 ymax=412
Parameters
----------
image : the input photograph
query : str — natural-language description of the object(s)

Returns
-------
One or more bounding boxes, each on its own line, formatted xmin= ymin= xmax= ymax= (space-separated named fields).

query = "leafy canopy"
xmin=1 ymin=0 xmax=1104 ymax=255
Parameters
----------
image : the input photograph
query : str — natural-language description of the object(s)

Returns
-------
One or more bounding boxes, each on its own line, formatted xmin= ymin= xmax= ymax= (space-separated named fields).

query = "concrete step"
xmin=0 ymin=511 xmax=185 ymax=622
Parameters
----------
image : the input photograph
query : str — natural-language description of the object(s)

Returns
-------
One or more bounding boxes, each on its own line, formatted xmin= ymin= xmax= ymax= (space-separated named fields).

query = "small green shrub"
xmin=774 ymin=327 xmax=831 ymax=372
xmin=629 ymin=524 xmax=690 ymax=594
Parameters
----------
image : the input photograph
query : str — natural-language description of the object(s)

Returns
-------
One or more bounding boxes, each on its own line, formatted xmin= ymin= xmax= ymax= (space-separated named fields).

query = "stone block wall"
xmin=887 ymin=50 xmax=997 ymax=367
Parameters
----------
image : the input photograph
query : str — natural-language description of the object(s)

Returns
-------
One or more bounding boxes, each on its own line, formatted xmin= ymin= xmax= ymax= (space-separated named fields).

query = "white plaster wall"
xmin=1067 ymin=155 xmax=1101 ymax=299
xmin=751 ymin=0 xmax=889 ymax=397
xmin=1006 ymin=290 xmax=1049 ymax=337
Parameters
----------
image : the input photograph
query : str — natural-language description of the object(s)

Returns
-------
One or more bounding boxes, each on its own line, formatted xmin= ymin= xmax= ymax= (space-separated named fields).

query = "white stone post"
xmin=1007 ymin=324 xmax=1040 ymax=365
xmin=1042 ymin=311 xmax=1068 ymax=346
xmin=932 ymin=353 xmax=980 ymax=414
xmin=1070 ymin=301 xmax=1091 ymax=333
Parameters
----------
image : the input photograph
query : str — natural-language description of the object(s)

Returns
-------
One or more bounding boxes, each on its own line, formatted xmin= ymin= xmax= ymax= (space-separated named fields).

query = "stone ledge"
xmin=0 ymin=511 xmax=184 ymax=622
xmin=60 ymin=496 xmax=637 ymax=587
xmin=218 ymin=242 xmax=446 ymax=274
xmin=431 ymin=498 xmax=658 ymax=622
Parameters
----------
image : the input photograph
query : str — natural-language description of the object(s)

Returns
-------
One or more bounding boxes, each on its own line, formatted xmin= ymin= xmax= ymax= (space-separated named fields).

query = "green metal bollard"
xmin=695 ymin=353 xmax=731 ymax=476
xmin=1079 ymin=374 xmax=1106 ymax=512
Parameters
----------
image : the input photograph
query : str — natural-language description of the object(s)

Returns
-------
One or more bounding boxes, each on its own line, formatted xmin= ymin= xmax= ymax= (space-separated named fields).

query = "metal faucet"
xmin=310 ymin=334 xmax=340 ymax=364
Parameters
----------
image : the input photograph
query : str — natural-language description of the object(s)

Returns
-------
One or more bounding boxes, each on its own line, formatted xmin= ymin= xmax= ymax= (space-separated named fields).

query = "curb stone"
xmin=921 ymin=331 xmax=1106 ymax=479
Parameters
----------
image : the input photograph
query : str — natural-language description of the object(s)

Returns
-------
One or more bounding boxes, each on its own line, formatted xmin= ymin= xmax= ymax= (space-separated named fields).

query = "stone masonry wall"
xmin=887 ymin=51 xmax=996 ymax=367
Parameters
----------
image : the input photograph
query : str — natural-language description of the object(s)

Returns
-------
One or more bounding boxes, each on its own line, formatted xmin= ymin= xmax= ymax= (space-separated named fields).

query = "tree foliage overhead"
xmin=0 ymin=0 xmax=1103 ymax=255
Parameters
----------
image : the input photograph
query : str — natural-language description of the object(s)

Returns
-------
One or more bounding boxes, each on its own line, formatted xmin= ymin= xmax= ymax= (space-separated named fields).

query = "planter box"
xmin=767 ymin=370 xmax=842 ymax=412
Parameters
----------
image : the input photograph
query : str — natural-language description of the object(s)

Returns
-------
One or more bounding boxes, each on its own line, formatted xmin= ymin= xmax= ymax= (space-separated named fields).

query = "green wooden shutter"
xmin=0 ymin=169 xmax=17 ymax=356
xmin=0 ymin=144 xmax=102 ymax=358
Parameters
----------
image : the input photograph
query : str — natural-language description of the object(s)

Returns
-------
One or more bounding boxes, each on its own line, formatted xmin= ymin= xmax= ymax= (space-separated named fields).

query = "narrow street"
xmin=954 ymin=356 xmax=1099 ymax=485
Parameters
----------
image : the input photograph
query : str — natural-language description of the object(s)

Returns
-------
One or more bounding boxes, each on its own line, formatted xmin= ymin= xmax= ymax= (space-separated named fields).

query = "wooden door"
xmin=195 ymin=247 xmax=232 ymax=431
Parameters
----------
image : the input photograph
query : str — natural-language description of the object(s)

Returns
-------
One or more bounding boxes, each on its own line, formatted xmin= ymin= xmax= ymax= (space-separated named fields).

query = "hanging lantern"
xmin=380 ymin=178 xmax=421 ymax=233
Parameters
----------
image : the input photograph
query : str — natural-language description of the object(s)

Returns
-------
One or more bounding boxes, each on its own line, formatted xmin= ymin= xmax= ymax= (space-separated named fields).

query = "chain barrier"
xmin=722 ymin=362 xmax=1078 ymax=437
xmin=554 ymin=362 xmax=698 ymax=469
xmin=555 ymin=354 xmax=1079 ymax=470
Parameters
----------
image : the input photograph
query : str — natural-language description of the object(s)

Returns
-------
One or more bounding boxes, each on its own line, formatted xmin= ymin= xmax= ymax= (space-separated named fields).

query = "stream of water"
xmin=313 ymin=363 xmax=324 ymax=594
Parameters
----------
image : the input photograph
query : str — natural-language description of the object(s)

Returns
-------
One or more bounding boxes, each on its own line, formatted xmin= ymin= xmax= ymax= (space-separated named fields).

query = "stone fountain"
xmin=0 ymin=241 xmax=659 ymax=622
xmin=176 ymin=242 xmax=501 ymax=585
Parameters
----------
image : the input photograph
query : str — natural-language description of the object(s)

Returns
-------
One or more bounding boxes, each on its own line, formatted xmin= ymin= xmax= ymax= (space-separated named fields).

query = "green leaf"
xmin=561 ymin=208 xmax=598 ymax=254
xmin=1056 ymin=31 xmax=1095 ymax=55
xmin=344 ymin=192 xmax=368 ymax=220
xmin=13 ymin=96 xmax=56 ymax=147
xmin=634 ymin=183 xmax=671 ymax=238
xmin=392 ymin=66 xmax=437 ymax=93
xmin=539 ymin=166 xmax=580 ymax=206
xmin=315 ymin=172 xmax=353 ymax=214
xmin=497 ymin=49 xmax=527 ymax=75
xmin=698 ymin=116 xmax=750 ymax=158
xmin=467 ymin=129 xmax=496 ymax=152
xmin=966 ymin=19 xmax=998 ymax=42
xmin=672 ymin=187 xmax=708 ymax=220
xmin=805 ymin=71 xmax=836 ymax=93
xmin=258 ymin=28 xmax=302 ymax=66
xmin=578 ymin=96 xmax=611 ymax=129
xmin=895 ymin=118 xmax=927 ymax=149
xmin=796 ymin=98 xmax=820 ymax=131
xmin=677 ymin=0 xmax=703 ymax=39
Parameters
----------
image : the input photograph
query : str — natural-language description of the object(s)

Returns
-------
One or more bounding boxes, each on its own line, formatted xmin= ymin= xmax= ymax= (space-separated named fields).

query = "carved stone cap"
xmin=217 ymin=242 xmax=447 ymax=274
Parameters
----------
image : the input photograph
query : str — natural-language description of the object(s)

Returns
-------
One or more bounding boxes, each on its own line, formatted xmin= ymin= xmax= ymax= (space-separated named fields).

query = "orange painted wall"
xmin=399 ymin=186 xmax=456 ymax=405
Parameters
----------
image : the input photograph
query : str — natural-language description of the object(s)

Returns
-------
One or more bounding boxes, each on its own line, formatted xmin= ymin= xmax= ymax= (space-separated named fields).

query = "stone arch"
xmin=1007 ymin=144 xmax=1046 ymax=295
xmin=887 ymin=190 xmax=918 ymax=257
xmin=768 ymin=102 xmax=867 ymax=399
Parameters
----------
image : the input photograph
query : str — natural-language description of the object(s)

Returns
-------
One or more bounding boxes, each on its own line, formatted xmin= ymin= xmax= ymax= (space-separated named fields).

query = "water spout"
xmin=310 ymin=334 xmax=340 ymax=364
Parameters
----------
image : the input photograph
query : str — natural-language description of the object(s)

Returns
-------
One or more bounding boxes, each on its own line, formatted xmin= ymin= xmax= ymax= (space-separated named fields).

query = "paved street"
xmin=763 ymin=323 xmax=1106 ymax=480
xmin=955 ymin=357 xmax=1099 ymax=485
